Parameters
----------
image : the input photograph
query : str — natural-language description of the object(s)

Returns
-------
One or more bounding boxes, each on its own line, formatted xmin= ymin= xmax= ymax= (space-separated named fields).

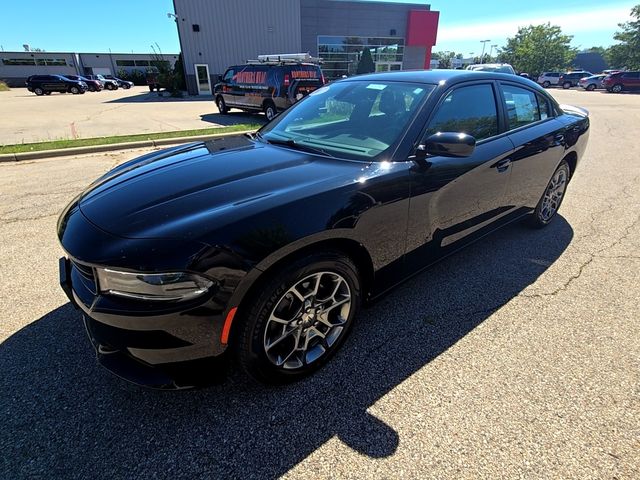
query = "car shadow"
xmin=0 ymin=217 xmax=573 ymax=479
xmin=105 ymin=92 xmax=216 ymax=103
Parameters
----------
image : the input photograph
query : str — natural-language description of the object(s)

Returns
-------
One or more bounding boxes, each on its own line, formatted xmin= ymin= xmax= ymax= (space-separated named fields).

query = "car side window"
xmin=425 ymin=84 xmax=498 ymax=141
xmin=501 ymin=85 xmax=541 ymax=130
xmin=536 ymin=93 xmax=552 ymax=120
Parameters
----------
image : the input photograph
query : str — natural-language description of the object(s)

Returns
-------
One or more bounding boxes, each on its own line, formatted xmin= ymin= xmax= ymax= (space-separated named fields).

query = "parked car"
xmin=146 ymin=67 xmax=162 ymax=91
xmin=578 ymin=74 xmax=606 ymax=91
xmin=602 ymin=71 xmax=640 ymax=93
xmin=465 ymin=63 xmax=516 ymax=74
xmin=214 ymin=55 xmax=326 ymax=120
xmin=65 ymin=75 xmax=103 ymax=92
xmin=537 ymin=72 xmax=561 ymax=88
xmin=104 ymin=75 xmax=133 ymax=89
xmin=26 ymin=75 xmax=88 ymax=95
xmin=58 ymin=70 xmax=589 ymax=388
xmin=85 ymin=74 xmax=119 ymax=90
xmin=558 ymin=71 xmax=593 ymax=89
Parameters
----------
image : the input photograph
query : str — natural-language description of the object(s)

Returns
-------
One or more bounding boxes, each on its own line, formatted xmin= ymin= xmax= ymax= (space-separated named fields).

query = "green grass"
xmin=0 ymin=81 xmax=10 ymax=91
xmin=0 ymin=124 xmax=261 ymax=155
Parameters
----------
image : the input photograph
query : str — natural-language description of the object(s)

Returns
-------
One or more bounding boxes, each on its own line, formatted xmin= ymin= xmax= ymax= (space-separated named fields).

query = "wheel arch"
xmin=225 ymin=237 xmax=375 ymax=345
xmin=562 ymin=151 xmax=578 ymax=180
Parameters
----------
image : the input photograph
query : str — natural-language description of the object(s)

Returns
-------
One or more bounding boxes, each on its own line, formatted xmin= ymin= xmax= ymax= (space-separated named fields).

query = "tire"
xmin=88 ymin=86 xmax=96 ymax=92
xmin=70 ymin=86 xmax=80 ymax=94
xmin=123 ymin=84 xmax=131 ymax=89
xmin=263 ymin=101 xmax=277 ymax=121
xmin=105 ymin=83 xmax=114 ymax=90
xmin=611 ymin=84 xmax=623 ymax=93
xmin=148 ymin=85 xmax=154 ymax=92
xmin=586 ymin=84 xmax=596 ymax=91
xmin=529 ymin=161 xmax=570 ymax=228
xmin=542 ymin=81 xmax=550 ymax=88
xmin=234 ymin=251 xmax=361 ymax=384
xmin=562 ymin=82 xmax=571 ymax=89
xmin=34 ymin=87 xmax=44 ymax=96
xmin=216 ymin=96 xmax=229 ymax=114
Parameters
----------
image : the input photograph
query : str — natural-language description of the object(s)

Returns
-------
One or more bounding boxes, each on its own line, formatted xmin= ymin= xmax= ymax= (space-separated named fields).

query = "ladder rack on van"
xmin=247 ymin=53 xmax=323 ymax=65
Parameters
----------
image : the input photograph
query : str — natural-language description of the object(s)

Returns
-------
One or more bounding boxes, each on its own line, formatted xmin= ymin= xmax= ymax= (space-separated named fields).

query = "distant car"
xmin=26 ymin=75 xmax=88 ymax=95
xmin=104 ymin=75 xmax=133 ymax=89
xmin=66 ymin=75 xmax=103 ymax=92
xmin=214 ymin=57 xmax=326 ymax=120
xmin=537 ymin=72 xmax=562 ymax=88
xmin=58 ymin=70 xmax=590 ymax=388
xmin=146 ymin=68 xmax=162 ymax=92
xmin=465 ymin=63 xmax=516 ymax=75
xmin=85 ymin=74 xmax=119 ymax=90
xmin=578 ymin=74 xmax=606 ymax=91
xmin=558 ymin=71 xmax=593 ymax=89
xmin=602 ymin=71 xmax=640 ymax=93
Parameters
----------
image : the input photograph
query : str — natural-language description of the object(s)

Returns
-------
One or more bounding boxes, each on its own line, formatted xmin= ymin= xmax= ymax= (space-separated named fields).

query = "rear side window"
xmin=426 ymin=84 xmax=498 ymax=141
xmin=622 ymin=72 xmax=639 ymax=79
xmin=501 ymin=85 xmax=540 ymax=129
xmin=536 ymin=93 xmax=552 ymax=120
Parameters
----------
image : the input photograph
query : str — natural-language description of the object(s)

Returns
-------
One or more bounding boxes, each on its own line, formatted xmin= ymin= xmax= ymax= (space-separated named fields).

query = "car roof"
xmin=340 ymin=69 xmax=532 ymax=86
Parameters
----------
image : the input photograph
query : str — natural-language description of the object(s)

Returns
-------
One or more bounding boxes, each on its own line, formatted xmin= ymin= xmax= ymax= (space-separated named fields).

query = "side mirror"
xmin=417 ymin=132 xmax=476 ymax=159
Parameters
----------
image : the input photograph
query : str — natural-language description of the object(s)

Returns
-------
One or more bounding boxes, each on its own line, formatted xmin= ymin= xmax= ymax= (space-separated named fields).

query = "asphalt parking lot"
xmin=0 ymin=86 xmax=263 ymax=145
xmin=0 ymin=89 xmax=638 ymax=479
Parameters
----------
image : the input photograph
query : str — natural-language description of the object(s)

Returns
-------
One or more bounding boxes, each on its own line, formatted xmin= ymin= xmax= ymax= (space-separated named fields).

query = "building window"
xmin=135 ymin=60 xmax=150 ymax=67
xmin=116 ymin=60 xmax=136 ymax=67
xmin=1 ymin=58 xmax=67 ymax=66
xmin=317 ymin=36 xmax=405 ymax=80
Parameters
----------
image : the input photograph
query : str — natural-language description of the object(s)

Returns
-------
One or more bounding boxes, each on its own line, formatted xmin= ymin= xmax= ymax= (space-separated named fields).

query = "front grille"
xmin=71 ymin=260 xmax=97 ymax=295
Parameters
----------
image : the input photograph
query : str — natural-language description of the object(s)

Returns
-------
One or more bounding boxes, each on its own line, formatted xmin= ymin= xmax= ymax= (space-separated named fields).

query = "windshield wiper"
xmin=264 ymin=137 xmax=335 ymax=158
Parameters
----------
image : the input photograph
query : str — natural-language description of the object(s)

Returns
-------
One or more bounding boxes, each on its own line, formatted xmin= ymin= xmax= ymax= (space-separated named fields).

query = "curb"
xmin=0 ymin=129 xmax=256 ymax=163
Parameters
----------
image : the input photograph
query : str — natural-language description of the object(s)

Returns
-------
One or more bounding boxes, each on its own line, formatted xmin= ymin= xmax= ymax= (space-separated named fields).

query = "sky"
xmin=0 ymin=0 xmax=635 ymax=55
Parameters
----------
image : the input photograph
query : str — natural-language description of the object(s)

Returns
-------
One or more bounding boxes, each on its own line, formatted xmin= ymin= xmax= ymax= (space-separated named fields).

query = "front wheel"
xmin=562 ymin=82 xmax=571 ymax=89
xmin=611 ymin=84 xmax=623 ymax=93
xmin=586 ymin=84 xmax=596 ymax=91
xmin=529 ymin=161 xmax=570 ymax=228
xmin=70 ymin=86 xmax=80 ymax=94
xmin=542 ymin=81 xmax=551 ymax=88
xmin=235 ymin=251 xmax=361 ymax=384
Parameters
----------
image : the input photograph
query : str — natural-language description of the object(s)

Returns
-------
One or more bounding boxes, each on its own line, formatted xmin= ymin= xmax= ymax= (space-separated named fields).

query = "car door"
xmin=405 ymin=81 xmax=516 ymax=268
xmin=220 ymin=68 xmax=237 ymax=107
xmin=498 ymin=82 xmax=566 ymax=209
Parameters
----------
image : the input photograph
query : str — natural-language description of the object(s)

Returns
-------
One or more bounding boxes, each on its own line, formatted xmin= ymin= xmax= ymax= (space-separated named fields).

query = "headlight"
xmin=96 ymin=268 xmax=214 ymax=301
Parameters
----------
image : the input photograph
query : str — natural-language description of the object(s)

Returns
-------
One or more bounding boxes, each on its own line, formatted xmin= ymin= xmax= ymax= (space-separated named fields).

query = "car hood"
xmin=78 ymin=136 xmax=369 ymax=240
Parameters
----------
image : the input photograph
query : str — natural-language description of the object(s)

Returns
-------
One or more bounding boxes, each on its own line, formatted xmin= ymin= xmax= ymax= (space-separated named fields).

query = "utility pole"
xmin=489 ymin=44 xmax=498 ymax=61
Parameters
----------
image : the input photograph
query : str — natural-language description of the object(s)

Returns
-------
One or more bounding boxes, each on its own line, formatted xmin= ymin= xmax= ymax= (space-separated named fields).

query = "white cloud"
xmin=437 ymin=6 xmax=633 ymax=43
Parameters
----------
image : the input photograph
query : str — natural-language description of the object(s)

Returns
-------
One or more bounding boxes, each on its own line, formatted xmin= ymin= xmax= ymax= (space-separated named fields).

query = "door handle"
xmin=496 ymin=158 xmax=511 ymax=173
xmin=554 ymin=134 xmax=565 ymax=144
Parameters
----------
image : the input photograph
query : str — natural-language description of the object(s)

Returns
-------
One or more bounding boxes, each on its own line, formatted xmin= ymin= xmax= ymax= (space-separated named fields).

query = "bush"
xmin=0 ymin=81 xmax=10 ymax=91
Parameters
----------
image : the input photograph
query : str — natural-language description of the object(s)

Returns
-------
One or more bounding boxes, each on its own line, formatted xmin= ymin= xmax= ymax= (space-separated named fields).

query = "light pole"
xmin=489 ymin=44 xmax=498 ymax=61
xmin=480 ymin=39 xmax=491 ymax=64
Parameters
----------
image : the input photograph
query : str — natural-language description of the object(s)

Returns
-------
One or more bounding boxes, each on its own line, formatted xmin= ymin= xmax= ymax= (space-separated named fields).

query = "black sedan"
xmin=58 ymin=70 xmax=589 ymax=388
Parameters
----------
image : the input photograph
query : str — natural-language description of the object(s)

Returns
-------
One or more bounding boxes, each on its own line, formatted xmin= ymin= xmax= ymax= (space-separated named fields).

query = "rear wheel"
xmin=611 ymin=84 xmax=623 ymax=93
xmin=34 ymin=87 xmax=44 ymax=96
xmin=529 ymin=161 xmax=570 ymax=228
xmin=235 ymin=251 xmax=361 ymax=384
xmin=562 ymin=82 xmax=571 ymax=89
xmin=263 ymin=101 xmax=277 ymax=121
xmin=216 ymin=95 xmax=229 ymax=114
xmin=105 ymin=83 xmax=114 ymax=90
xmin=542 ymin=81 xmax=551 ymax=88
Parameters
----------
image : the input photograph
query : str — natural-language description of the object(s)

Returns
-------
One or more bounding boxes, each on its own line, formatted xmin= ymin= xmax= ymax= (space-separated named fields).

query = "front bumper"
xmin=59 ymin=256 xmax=230 ymax=389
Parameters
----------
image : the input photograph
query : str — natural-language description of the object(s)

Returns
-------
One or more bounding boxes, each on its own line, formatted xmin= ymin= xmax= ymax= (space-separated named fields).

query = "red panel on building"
xmin=406 ymin=10 xmax=440 ymax=69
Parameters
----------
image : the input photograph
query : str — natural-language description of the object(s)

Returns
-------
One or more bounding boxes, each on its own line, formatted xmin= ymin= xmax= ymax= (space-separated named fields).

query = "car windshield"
xmin=259 ymin=80 xmax=434 ymax=161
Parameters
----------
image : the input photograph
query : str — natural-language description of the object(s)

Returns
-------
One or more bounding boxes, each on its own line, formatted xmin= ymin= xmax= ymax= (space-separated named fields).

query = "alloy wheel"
xmin=539 ymin=168 xmax=567 ymax=222
xmin=263 ymin=271 xmax=352 ymax=370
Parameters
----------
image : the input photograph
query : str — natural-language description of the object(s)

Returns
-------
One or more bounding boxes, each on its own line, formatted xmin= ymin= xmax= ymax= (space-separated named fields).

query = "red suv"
xmin=602 ymin=71 xmax=640 ymax=93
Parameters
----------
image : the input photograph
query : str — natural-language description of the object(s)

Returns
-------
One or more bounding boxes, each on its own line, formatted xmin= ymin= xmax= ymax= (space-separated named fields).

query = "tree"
xmin=356 ymin=48 xmax=375 ymax=75
xmin=433 ymin=51 xmax=455 ymax=68
xmin=607 ymin=4 xmax=640 ymax=69
xmin=497 ymin=23 xmax=576 ymax=77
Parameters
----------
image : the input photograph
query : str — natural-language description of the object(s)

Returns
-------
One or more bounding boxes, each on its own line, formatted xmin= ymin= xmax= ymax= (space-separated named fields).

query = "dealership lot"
xmin=0 ymin=86 xmax=262 ymax=145
xmin=0 ymin=90 xmax=638 ymax=478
